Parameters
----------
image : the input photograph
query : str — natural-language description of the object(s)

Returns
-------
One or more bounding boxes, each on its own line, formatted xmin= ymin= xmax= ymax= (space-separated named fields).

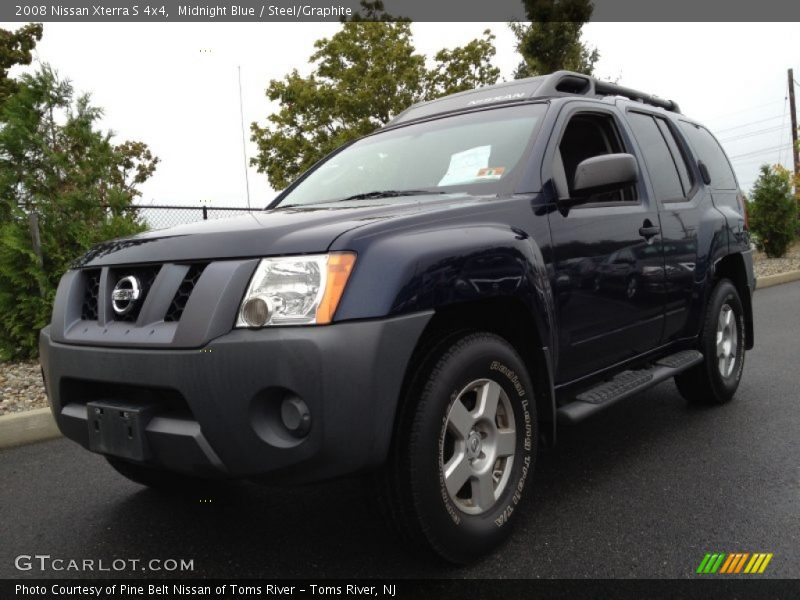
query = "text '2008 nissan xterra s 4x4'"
xmin=40 ymin=71 xmax=755 ymax=563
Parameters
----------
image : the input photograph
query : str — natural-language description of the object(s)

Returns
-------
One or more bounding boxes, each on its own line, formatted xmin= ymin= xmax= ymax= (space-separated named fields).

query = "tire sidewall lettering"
xmin=437 ymin=357 xmax=534 ymax=530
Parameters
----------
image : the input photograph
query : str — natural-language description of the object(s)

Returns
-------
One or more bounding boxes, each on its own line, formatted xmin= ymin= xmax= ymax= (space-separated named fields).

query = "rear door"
xmin=544 ymin=104 xmax=666 ymax=383
xmin=625 ymin=110 xmax=701 ymax=343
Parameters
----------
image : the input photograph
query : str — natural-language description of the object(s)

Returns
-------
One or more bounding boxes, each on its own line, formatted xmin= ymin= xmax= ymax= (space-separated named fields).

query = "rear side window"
xmin=678 ymin=122 xmax=738 ymax=190
xmin=655 ymin=118 xmax=693 ymax=195
xmin=627 ymin=112 xmax=686 ymax=202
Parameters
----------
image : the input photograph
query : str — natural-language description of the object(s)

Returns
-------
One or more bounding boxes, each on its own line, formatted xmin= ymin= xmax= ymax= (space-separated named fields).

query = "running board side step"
xmin=556 ymin=350 xmax=703 ymax=424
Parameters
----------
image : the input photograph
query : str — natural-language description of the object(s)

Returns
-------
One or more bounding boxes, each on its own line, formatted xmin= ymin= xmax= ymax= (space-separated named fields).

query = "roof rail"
xmin=387 ymin=70 xmax=680 ymax=127
xmin=593 ymin=78 xmax=680 ymax=113
xmin=536 ymin=71 xmax=681 ymax=113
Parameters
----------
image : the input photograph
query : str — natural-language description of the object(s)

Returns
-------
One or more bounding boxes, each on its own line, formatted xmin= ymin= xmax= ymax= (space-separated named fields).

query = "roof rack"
xmin=533 ymin=71 xmax=681 ymax=113
xmin=388 ymin=70 xmax=681 ymax=127
xmin=594 ymin=79 xmax=680 ymax=113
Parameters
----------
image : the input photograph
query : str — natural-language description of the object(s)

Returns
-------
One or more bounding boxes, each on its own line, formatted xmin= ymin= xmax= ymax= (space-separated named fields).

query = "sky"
xmin=2 ymin=21 xmax=798 ymax=206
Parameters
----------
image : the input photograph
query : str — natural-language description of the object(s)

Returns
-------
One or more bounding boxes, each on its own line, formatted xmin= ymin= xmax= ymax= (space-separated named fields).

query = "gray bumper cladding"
xmin=39 ymin=311 xmax=432 ymax=481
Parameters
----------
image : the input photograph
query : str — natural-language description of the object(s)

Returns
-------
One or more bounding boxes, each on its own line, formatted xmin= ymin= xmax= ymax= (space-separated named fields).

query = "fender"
xmin=332 ymin=214 xmax=558 ymax=443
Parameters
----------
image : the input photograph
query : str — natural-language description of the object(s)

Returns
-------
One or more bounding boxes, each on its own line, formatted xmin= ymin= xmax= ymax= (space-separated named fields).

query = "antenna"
xmin=238 ymin=65 xmax=252 ymax=210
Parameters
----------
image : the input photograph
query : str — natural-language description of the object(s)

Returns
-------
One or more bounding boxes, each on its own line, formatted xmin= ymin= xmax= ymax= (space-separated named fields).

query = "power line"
xmin=718 ymin=125 xmax=785 ymax=144
xmin=713 ymin=114 xmax=785 ymax=135
xmin=728 ymin=143 xmax=793 ymax=161
xmin=702 ymin=99 xmax=786 ymax=125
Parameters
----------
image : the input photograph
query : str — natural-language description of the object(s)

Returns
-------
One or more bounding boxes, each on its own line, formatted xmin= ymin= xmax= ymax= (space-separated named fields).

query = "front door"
xmin=545 ymin=107 xmax=666 ymax=383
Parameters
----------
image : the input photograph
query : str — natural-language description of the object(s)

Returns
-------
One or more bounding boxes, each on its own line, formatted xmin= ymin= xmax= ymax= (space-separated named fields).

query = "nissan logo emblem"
xmin=111 ymin=276 xmax=142 ymax=315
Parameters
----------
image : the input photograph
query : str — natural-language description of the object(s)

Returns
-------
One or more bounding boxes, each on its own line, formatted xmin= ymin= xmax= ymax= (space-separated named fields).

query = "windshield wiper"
xmin=336 ymin=189 xmax=446 ymax=202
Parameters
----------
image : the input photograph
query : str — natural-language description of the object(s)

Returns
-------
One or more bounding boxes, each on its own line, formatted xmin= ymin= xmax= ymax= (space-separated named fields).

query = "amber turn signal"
xmin=316 ymin=252 xmax=356 ymax=325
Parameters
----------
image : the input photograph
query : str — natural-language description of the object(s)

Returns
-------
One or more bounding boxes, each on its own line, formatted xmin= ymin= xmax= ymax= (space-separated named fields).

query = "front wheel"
xmin=675 ymin=279 xmax=746 ymax=405
xmin=380 ymin=332 xmax=537 ymax=563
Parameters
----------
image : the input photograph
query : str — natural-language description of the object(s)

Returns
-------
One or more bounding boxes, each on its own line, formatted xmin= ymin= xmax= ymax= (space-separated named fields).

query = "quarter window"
xmin=678 ymin=122 xmax=738 ymax=190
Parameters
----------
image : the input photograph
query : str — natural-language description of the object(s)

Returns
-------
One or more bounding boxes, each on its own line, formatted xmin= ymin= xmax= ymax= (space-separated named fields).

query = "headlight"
xmin=236 ymin=252 xmax=356 ymax=328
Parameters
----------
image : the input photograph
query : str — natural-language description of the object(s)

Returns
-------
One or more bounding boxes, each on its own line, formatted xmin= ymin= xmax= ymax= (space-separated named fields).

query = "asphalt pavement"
xmin=1 ymin=282 xmax=798 ymax=579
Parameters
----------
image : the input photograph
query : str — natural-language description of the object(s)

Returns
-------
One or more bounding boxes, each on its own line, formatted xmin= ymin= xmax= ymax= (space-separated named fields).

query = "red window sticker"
xmin=476 ymin=167 xmax=506 ymax=179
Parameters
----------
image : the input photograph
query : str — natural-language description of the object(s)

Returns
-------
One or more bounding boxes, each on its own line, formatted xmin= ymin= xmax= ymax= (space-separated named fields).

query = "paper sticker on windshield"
xmin=476 ymin=167 xmax=506 ymax=180
xmin=438 ymin=145 xmax=491 ymax=186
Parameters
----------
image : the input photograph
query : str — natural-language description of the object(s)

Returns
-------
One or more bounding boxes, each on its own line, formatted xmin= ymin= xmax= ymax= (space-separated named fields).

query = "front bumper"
xmin=39 ymin=312 xmax=432 ymax=482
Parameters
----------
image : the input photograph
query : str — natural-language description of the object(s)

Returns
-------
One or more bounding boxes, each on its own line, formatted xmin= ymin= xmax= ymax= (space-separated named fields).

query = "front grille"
xmin=78 ymin=263 xmax=207 ymax=324
xmin=165 ymin=263 xmax=207 ymax=322
xmin=110 ymin=266 xmax=160 ymax=322
xmin=81 ymin=269 xmax=101 ymax=320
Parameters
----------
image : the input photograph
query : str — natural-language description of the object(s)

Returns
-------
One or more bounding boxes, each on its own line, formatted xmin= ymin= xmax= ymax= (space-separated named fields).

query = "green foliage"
xmin=748 ymin=165 xmax=797 ymax=258
xmin=250 ymin=23 xmax=500 ymax=190
xmin=346 ymin=0 xmax=405 ymax=22
xmin=510 ymin=0 xmax=598 ymax=79
xmin=426 ymin=31 xmax=500 ymax=99
xmin=0 ymin=65 xmax=158 ymax=359
xmin=0 ymin=23 xmax=42 ymax=106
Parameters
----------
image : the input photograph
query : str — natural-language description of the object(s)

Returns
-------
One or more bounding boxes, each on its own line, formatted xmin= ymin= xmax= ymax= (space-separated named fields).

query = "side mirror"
xmin=571 ymin=153 xmax=638 ymax=200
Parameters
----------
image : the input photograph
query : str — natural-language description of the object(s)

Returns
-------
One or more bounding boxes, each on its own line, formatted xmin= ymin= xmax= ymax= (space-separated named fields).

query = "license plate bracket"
xmin=87 ymin=400 xmax=156 ymax=461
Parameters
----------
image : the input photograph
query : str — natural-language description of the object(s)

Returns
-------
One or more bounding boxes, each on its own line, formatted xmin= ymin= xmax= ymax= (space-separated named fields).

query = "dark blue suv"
xmin=40 ymin=71 xmax=755 ymax=563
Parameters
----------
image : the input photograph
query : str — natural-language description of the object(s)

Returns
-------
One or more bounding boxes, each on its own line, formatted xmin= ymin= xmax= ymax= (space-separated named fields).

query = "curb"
xmin=0 ymin=407 xmax=61 ymax=450
xmin=756 ymin=270 xmax=800 ymax=290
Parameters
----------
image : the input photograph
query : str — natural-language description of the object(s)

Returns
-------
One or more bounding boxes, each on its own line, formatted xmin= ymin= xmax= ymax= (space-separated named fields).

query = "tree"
xmin=748 ymin=164 xmax=797 ymax=258
xmin=0 ymin=65 xmax=159 ymax=359
xmin=426 ymin=30 xmax=500 ymax=99
xmin=250 ymin=24 xmax=499 ymax=190
xmin=510 ymin=0 xmax=598 ymax=79
xmin=0 ymin=23 xmax=43 ymax=106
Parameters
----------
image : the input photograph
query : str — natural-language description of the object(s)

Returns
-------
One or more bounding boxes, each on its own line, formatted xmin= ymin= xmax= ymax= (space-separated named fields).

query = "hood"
xmin=74 ymin=194 xmax=476 ymax=267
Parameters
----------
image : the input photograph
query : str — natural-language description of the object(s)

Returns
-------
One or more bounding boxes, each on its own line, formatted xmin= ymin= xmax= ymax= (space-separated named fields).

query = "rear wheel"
xmin=379 ymin=332 xmax=537 ymax=563
xmin=675 ymin=279 xmax=746 ymax=405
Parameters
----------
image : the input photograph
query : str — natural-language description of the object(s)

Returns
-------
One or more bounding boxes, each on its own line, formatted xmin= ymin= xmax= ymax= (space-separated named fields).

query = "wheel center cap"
xmin=466 ymin=430 xmax=482 ymax=459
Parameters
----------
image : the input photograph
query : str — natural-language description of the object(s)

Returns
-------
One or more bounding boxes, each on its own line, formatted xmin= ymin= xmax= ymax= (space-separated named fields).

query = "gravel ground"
xmin=0 ymin=360 xmax=47 ymax=416
xmin=1 ymin=243 xmax=798 ymax=416
xmin=754 ymin=241 xmax=800 ymax=278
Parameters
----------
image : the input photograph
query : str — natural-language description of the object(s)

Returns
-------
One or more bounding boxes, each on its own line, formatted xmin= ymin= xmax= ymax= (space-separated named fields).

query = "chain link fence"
xmin=132 ymin=205 xmax=257 ymax=230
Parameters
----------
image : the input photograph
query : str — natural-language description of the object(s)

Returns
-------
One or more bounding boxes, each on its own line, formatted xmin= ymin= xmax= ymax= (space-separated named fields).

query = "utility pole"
xmin=789 ymin=68 xmax=799 ymax=193
xmin=238 ymin=65 xmax=252 ymax=210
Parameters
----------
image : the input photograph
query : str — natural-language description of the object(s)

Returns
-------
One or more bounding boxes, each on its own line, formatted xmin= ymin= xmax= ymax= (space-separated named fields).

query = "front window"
xmin=275 ymin=104 xmax=547 ymax=208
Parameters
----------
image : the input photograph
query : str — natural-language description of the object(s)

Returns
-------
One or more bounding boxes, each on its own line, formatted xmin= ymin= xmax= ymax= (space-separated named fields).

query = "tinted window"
xmin=557 ymin=113 xmax=637 ymax=202
xmin=627 ymin=112 xmax=685 ymax=201
xmin=655 ymin=118 xmax=693 ymax=195
xmin=678 ymin=122 xmax=738 ymax=190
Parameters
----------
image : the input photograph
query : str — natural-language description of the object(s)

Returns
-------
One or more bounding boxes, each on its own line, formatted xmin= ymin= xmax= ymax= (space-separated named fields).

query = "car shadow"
xmin=92 ymin=379 xmax=729 ymax=578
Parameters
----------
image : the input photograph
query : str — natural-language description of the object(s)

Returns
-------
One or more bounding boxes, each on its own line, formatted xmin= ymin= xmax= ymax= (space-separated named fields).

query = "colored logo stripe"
xmin=697 ymin=553 xmax=773 ymax=574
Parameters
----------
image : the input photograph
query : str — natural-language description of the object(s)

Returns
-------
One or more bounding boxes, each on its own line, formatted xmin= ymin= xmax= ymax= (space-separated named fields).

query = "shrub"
xmin=0 ymin=66 xmax=156 ymax=359
xmin=748 ymin=165 xmax=797 ymax=258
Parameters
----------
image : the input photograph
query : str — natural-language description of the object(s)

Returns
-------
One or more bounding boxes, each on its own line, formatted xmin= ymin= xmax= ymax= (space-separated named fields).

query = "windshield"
xmin=275 ymin=103 xmax=547 ymax=208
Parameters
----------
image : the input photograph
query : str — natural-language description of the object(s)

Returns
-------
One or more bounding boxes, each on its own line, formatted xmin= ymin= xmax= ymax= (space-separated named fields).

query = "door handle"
xmin=639 ymin=224 xmax=660 ymax=239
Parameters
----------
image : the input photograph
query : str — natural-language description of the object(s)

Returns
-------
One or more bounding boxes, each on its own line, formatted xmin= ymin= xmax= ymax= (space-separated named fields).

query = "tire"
xmin=106 ymin=456 xmax=220 ymax=494
xmin=675 ymin=278 xmax=746 ymax=405
xmin=379 ymin=332 xmax=538 ymax=563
